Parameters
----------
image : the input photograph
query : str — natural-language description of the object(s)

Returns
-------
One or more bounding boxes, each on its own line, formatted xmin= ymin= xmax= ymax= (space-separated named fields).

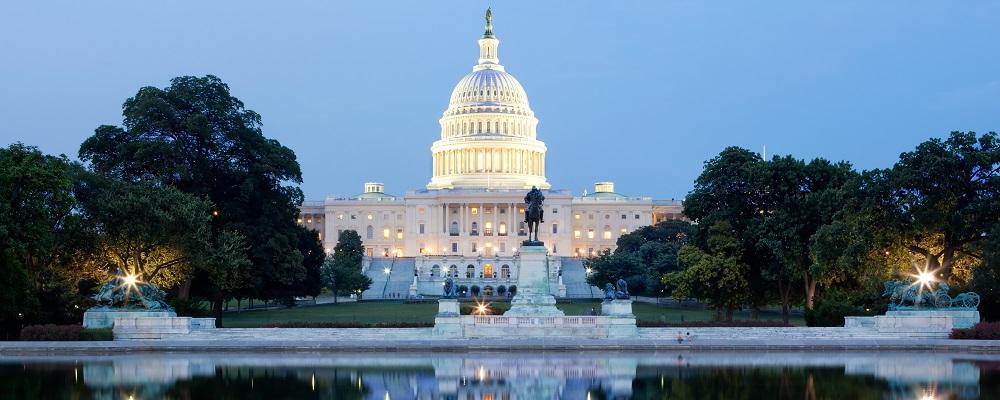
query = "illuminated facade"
xmin=297 ymin=10 xmax=683 ymax=297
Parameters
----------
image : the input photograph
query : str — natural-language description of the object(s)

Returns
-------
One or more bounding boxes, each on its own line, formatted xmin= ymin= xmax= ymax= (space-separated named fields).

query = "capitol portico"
xmin=298 ymin=10 xmax=683 ymax=298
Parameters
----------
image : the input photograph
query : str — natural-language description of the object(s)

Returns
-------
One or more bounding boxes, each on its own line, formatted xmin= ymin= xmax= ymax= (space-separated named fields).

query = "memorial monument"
xmin=83 ymin=273 xmax=176 ymax=329
xmin=503 ymin=186 xmax=564 ymax=317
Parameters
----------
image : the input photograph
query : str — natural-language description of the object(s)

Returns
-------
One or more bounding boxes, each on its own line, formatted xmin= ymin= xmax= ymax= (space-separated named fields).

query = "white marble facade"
xmin=297 ymin=11 xmax=684 ymax=296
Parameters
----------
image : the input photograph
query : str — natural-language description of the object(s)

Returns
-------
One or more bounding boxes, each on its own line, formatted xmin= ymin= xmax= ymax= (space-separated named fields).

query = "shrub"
xmin=19 ymin=324 xmax=113 ymax=341
xmin=637 ymin=320 xmax=792 ymax=328
xmin=805 ymin=290 xmax=862 ymax=327
xmin=268 ymin=321 xmax=432 ymax=328
xmin=170 ymin=298 xmax=212 ymax=317
xmin=460 ymin=302 xmax=511 ymax=315
xmin=950 ymin=321 xmax=1000 ymax=340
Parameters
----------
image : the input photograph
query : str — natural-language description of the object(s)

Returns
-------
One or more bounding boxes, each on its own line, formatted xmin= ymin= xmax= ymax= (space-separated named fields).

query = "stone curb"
xmin=2 ymin=339 xmax=999 ymax=356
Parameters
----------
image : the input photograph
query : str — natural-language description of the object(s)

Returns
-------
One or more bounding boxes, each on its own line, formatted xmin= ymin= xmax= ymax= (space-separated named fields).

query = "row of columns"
xmin=433 ymin=148 xmax=544 ymax=176
xmin=443 ymin=118 xmax=533 ymax=138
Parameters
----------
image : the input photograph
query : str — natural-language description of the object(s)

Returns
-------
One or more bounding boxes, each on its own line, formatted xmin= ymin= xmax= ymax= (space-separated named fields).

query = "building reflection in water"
xmin=0 ymin=351 xmax=996 ymax=399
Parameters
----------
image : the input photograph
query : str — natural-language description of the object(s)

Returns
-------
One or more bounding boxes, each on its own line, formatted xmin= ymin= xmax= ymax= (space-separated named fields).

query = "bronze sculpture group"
xmin=604 ymin=277 xmax=630 ymax=300
xmin=91 ymin=273 xmax=173 ymax=311
xmin=882 ymin=279 xmax=980 ymax=310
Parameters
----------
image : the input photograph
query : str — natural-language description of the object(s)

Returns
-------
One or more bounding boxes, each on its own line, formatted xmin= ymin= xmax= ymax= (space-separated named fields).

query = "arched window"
xmin=466 ymin=265 xmax=475 ymax=279
xmin=483 ymin=286 xmax=494 ymax=296
xmin=431 ymin=264 xmax=440 ymax=277
xmin=366 ymin=225 xmax=374 ymax=239
xmin=470 ymin=285 xmax=481 ymax=296
xmin=449 ymin=265 xmax=459 ymax=277
xmin=508 ymin=285 xmax=517 ymax=296
xmin=501 ymin=264 xmax=510 ymax=279
xmin=497 ymin=285 xmax=507 ymax=296
xmin=450 ymin=221 xmax=459 ymax=236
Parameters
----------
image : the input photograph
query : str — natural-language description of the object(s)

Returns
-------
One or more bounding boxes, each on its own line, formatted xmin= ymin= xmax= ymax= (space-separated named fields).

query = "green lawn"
xmin=221 ymin=301 xmax=803 ymax=327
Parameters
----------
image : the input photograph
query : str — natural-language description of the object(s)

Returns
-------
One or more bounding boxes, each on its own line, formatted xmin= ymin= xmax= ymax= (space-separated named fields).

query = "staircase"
xmin=361 ymin=258 xmax=416 ymax=299
xmin=560 ymin=258 xmax=603 ymax=298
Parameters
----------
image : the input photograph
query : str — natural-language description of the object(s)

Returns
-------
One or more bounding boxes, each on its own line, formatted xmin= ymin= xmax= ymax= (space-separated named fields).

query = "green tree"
xmin=758 ymin=156 xmax=856 ymax=320
xmin=0 ymin=143 xmax=89 ymax=336
xmin=827 ymin=132 xmax=1000 ymax=284
xmin=321 ymin=230 xmax=372 ymax=302
xmin=683 ymin=147 xmax=771 ymax=313
xmin=585 ymin=220 xmax=694 ymax=296
xmin=665 ymin=221 xmax=750 ymax=321
xmin=78 ymin=75 xmax=312 ymax=323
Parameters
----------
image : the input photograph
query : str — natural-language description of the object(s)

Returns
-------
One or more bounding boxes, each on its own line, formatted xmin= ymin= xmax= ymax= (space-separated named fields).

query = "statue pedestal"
xmin=433 ymin=299 xmax=462 ymax=337
xmin=83 ymin=309 xmax=177 ymax=329
xmin=886 ymin=309 xmax=980 ymax=329
xmin=601 ymin=299 xmax=638 ymax=338
xmin=505 ymin=245 xmax=564 ymax=317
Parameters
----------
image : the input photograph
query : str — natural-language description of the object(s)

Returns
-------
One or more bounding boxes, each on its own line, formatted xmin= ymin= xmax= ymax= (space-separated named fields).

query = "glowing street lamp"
xmin=383 ymin=267 xmax=391 ymax=275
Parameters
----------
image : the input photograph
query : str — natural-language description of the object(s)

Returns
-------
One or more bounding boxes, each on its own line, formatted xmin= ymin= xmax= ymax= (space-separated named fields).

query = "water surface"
xmin=1 ymin=351 xmax=996 ymax=399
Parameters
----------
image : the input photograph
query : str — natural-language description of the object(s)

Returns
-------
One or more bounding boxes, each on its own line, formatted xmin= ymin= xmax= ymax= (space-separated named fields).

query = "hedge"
xmin=19 ymin=324 xmax=113 ymax=341
xmin=950 ymin=321 xmax=1000 ymax=340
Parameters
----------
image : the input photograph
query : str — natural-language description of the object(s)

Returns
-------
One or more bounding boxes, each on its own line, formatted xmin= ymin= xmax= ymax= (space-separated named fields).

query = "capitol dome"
xmin=427 ymin=9 xmax=550 ymax=190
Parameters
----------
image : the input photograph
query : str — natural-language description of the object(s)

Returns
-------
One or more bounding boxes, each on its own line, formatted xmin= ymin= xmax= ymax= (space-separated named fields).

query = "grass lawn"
xmin=222 ymin=300 xmax=804 ymax=327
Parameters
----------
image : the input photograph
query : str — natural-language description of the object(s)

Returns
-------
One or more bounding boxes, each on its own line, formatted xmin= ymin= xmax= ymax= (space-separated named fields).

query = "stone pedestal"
xmin=505 ymin=245 xmax=564 ymax=317
xmin=887 ymin=309 xmax=980 ymax=329
xmin=83 ymin=309 xmax=177 ymax=329
xmin=601 ymin=299 xmax=638 ymax=338
xmin=112 ymin=316 xmax=191 ymax=339
xmin=433 ymin=299 xmax=462 ymax=337
xmin=601 ymin=299 xmax=634 ymax=317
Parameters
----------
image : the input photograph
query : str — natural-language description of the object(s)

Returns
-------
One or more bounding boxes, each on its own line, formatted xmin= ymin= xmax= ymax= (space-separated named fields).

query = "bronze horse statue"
xmin=524 ymin=186 xmax=544 ymax=243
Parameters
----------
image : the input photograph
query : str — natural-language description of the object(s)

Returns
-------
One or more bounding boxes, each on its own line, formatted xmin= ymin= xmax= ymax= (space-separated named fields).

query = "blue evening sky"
xmin=1 ymin=1 xmax=998 ymax=200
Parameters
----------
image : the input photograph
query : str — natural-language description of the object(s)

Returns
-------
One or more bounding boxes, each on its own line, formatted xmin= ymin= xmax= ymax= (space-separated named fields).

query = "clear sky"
xmin=1 ymin=1 xmax=998 ymax=200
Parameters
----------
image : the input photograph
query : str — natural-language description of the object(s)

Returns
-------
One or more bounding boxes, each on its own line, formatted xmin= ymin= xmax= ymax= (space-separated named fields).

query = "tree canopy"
xmin=78 ymin=75 xmax=315 ymax=323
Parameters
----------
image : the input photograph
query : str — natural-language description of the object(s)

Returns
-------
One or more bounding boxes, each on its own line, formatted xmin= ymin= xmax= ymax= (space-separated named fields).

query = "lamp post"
xmin=381 ymin=266 xmax=392 ymax=299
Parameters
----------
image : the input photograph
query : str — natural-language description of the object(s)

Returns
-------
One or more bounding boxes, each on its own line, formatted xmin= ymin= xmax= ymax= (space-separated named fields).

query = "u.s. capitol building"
xmin=299 ymin=10 xmax=683 ymax=299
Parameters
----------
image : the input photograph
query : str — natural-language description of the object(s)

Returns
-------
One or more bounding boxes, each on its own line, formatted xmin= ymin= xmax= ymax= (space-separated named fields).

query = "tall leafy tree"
xmin=683 ymin=147 xmax=771 ymax=312
xmin=321 ymin=230 xmax=372 ymax=302
xmin=79 ymin=75 xmax=312 ymax=323
xmin=833 ymin=132 xmax=1000 ymax=284
xmin=0 ymin=143 xmax=94 ymax=336
xmin=665 ymin=221 xmax=750 ymax=321
xmin=758 ymin=156 xmax=856 ymax=319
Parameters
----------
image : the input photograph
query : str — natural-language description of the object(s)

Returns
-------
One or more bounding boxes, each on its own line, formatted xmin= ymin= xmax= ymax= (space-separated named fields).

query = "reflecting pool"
xmin=1 ymin=351 xmax=997 ymax=399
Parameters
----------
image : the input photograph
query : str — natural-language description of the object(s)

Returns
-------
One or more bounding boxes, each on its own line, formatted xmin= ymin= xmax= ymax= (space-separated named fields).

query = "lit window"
xmin=419 ymin=208 xmax=425 ymax=214
xmin=621 ymin=227 xmax=628 ymax=234
xmin=471 ymin=207 xmax=479 ymax=215
xmin=396 ymin=228 xmax=403 ymax=239
xmin=499 ymin=223 xmax=507 ymax=236
xmin=484 ymin=222 xmax=493 ymax=236
xmin=574 ymin=230 xmax=581 ymax=239
xmin=603 ymin=231 xmax=612 ymax=239
xmin=587 ymin=229 xmax=595 ymax=239
xmin=307 ymin=218 xmax=313 ymax=223
xmin=574 ymin=214 xmax=581 ymax=220
xmin=383 ymin=228 xmax=390 ymax=239
xmin=337 ymin=214 xmax=344 ymax=220
xmin=297 ymin=218 xmax=303 ymax=224
xmin=367 ymin=213 xmax=373 ymax=220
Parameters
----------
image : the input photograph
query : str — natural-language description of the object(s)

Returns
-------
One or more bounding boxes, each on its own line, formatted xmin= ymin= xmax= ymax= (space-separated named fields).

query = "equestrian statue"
xmin=523 ymin=186 xmax=545 ymax=245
